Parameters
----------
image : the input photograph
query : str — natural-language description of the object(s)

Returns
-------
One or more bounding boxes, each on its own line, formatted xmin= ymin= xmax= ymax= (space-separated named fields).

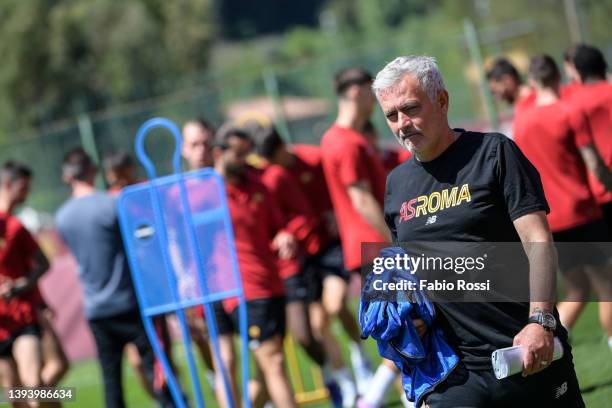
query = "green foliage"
xmin=0 ymin=0 xmax=214 ymax=140
xmin=279 ymin=27 xmax=328 ymax=62
xmin=581 ymin=0 xmax=612 ymax=48
xmin=325 ymin=0 xmax=441 ymax=40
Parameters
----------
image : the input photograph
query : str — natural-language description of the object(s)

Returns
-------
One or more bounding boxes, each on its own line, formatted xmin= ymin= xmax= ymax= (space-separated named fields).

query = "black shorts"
xmin=424 ymin=351 xmax=584 ymax=408
xmin=601 ymin=201 xmax=612 ymax=236
xmin=0 ymin=324 xmax=41 ymax=357
xmin=284 ymin=273 xmax=309 ymax=303
xmin=303 ymin=242 xmax=350 ymax=302
xmin=552 ymin=219 xmax=611 ymax=271
xmin=213 ymin=297 xmax=286 ymax=349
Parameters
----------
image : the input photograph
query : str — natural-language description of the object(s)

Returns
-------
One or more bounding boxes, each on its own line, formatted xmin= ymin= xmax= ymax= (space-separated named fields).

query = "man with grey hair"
xmin=375 ymin=56 xmax=583 ymax=406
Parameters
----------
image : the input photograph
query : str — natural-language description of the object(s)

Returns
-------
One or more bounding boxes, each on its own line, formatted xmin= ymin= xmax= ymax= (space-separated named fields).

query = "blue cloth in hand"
xmin=359 ymin=247 xmax=459 ymax=407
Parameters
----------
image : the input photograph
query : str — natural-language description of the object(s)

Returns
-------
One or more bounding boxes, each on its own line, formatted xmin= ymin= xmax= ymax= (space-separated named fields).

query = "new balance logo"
xmin=555 ymin=381 xmax=568 ymax=399
xmin=425 ymin=215 xmax=437 ymax=225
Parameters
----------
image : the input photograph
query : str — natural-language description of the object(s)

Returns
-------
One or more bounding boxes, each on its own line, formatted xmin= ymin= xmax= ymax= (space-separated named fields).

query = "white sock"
xmin=332 ymin=366 xmax=355 ymax=386
xmin=608 ymin=336 xmax=612 ymax=352
xmin=205 ymin=369 xmax=216 ymax=387
xmin=332 ymin=367 xmax=357 ymax=407
xmin=362 ymin=363 xmax=396 ymax=406
xmin=349 ymin=341 xmax=369 ymax=363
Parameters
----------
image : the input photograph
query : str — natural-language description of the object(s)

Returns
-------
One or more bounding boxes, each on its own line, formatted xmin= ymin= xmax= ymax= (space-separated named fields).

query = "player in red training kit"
xmin=513 ymin=55 xmax=612 ymax=351
xmin=567 ymin=45 xmax=612 ymax=231
xmin=252 ymin=125 xmax=360 ymax=406
xmin=0 ymin=160 xmax=60 ymax=408
xmin=322 ymin=68 xmax=411 ymax=408
xmin=565 ymin=45 xmax=612 ymax=353
xmin=210 ymin=126 xmax=297 ymax=408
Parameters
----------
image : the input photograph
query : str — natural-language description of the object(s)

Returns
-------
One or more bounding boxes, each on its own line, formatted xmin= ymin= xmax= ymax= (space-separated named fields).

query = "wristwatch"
xmin=528 ymin=311 xmax=557 ymax=332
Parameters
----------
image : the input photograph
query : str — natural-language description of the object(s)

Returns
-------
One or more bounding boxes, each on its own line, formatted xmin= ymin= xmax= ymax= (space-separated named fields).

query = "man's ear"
xmin=345 ymin=84 xmax=360 ymax=100
xmin=438 ymin=89 xmax=449 ymax=113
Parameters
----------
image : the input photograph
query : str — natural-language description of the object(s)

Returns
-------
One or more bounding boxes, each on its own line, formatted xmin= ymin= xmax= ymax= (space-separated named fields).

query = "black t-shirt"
xmin=384 ymin=130 xmax=562 ymax=370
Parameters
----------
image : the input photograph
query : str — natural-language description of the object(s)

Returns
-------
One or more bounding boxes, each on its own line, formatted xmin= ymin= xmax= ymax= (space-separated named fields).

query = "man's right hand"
xmin=272 ymin=231 xmax=298 ymax=259
xmin=0 ymin=281 xmax=12 ymax=300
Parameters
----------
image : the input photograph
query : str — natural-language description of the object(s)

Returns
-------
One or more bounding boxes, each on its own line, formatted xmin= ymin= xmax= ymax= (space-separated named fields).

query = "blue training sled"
xmin=117 ymin=117 xmax=250 ymax=408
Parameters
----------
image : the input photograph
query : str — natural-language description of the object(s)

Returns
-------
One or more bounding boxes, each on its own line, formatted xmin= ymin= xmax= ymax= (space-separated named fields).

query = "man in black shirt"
xmin=372 ymin=55 xmax=584 ymax=407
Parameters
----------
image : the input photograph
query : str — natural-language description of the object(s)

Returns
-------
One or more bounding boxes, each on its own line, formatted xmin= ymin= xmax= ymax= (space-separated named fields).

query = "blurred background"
xmin=2 ymin=0 xmax=612 ymax=212
xmin=1 ymin=1 xmax=612 ymax=406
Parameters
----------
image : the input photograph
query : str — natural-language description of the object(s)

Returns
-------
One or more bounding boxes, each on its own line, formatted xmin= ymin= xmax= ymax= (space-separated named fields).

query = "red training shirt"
xmin=560 ymin=81 xmax=582 ymax=99
xmin=513 ymin=101 xmax=602 ymax=232
xmin=259 ymin=163 xmax=316 ymax=279
xmin=567 ymin=81 xmax=612 ymax=205
xmin=515 ymin=89 xmax=536 ymax=114
xmin=379 ymin=147 xmax=412 ymax=175
xmin=321 ymin=125 xmax=388 ymax=270
xmin=223 ymin=173 xmax=285 ymax=311
xmin=289 ymin=144 xmax=337 ymax=253
xmin=0 ymin=213 xmax=42 ymax=341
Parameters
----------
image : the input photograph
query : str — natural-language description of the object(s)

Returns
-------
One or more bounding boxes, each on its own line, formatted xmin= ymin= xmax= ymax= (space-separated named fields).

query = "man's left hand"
xmin=513 ymin=323 xmax=554 ymax=376
xmin=272 ymin=231 xmax=297 ymax=259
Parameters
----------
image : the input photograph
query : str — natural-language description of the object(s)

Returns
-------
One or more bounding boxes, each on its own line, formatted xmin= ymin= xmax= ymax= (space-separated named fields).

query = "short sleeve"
xmin=568 ymin=107 xmax=594 ymax=149
xmin=495 ymin=137 xmax=549 ymax=221
xmin=384 ymin=174 xmax=398 ymax=243
xmin=17 ymin=221 xmax=38 ymax=251
xmin=271 ymin=169 xmax=317 ymax=245
xmin=262 ymin=184 xmax=287 ymax=237
xmin=338 ymin=143 xmax=371 ymax=188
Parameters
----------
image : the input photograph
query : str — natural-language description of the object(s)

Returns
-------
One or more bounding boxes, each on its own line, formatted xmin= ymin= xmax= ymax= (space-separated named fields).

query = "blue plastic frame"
xmin=116 ymin=117 xmax=250 ymax=408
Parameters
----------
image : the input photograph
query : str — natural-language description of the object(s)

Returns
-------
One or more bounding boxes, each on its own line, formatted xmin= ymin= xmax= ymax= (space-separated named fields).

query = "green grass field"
xmin=50 ymin=302 xmax=612 ymax=407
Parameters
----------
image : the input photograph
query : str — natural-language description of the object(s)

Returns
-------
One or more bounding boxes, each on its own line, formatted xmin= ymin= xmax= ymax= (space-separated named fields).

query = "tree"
xmin=0 ymin=0 xmax=214 ymax=139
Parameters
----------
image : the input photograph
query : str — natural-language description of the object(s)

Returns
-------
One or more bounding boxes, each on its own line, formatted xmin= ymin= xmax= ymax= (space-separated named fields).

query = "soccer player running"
xmin=321 ymin=68 xmax=407 ymax=408
xmin=209 ymin=127 xmax=297 ymax=408
xmin=376 ymin=55 xmax=584 ymax=406
xmin=0 ymin=161 xmax=60 ymax=408
xmin=56 ymin=149 xmax=174 ymax=408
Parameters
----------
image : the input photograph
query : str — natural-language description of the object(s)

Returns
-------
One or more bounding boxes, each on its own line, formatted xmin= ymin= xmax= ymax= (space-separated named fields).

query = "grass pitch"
xmin=56 ymin=302 xmax=612 ymax=407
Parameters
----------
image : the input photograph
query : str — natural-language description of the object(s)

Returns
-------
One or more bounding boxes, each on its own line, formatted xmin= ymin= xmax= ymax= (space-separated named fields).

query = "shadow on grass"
xmin=581 ymin=378 xmax=612 ymax=395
